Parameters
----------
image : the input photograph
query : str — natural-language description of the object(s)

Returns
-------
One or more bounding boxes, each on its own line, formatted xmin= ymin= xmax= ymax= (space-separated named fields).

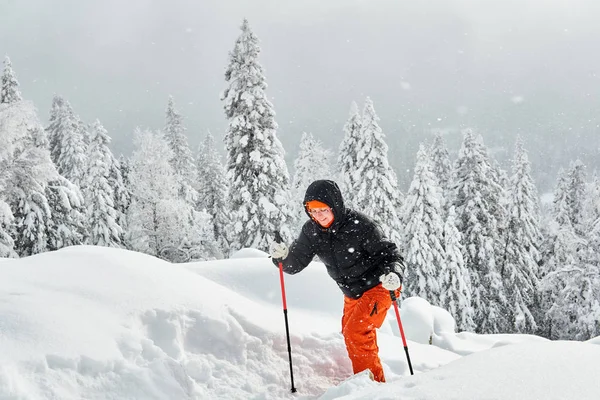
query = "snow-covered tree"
xmin=164 ymin=96 xmax=197 ymax=203
xmin=501 ymin=138 xmax=542 ymax=334
xmin=566 ymin=160 xmax=587 ymax=235
xmin=429 ymin=132 xmax=453 ymax=210
xmin=221 ymin=19 xmax=295 ymax=251
xmin=47 ymin=95 xmax=65 ymax=163
xmin=46 ymin=97 xmax=88 ymax=187
xmin=541 ymin=162 xmax=600 ymax=340
xmin=353 ymin=97 xmax=403 ymax=245
xmin=443 ymin=206 xmax=475 ymax=332
xmin=46 ymin=175 xmax=86 ymax=250
xmin=185 ymin=209 xmax=222 ymax=261
xmin=0 ymin=201 xmax=16 ymax=257
xmin=105 ymin=153 xmax=129 ymax=234
xmin=541 ymin=224 xmax=600 ymax=340
xmin=126 ymin=128 xmax=192 ymax=256
xmin=292 ymin=132 xmax=333 ymax=229
xmin=84 ymin=120 xmax=122 ymax=247
xmin=195 ymin=131 xmax=231 ymax=253
xmin=0 ymin=101 xmax=56 ymax=256
xmin=1 ymin=56 xmax=22 ymax=104
xmin=451 ymin=130 xmax=507 ymax=333
xmin=538 ymin=169 xmax=573 ymax=338
xmin=401 ymin=145 xmax=446 ymax=306
xmin=119 ymin=154 xmax=131 ymax=188
xmin=337 ymin=101 xmax=362 ymax=206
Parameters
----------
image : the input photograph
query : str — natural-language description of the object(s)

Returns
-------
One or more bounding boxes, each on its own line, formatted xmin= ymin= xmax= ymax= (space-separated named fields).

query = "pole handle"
xmin=274 ymin=230 xmax=283 ymax=243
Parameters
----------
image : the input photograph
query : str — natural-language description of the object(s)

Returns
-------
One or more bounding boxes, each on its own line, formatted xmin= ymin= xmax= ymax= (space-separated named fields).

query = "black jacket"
xmin=274 ymin=180 xmax=404 ymax=298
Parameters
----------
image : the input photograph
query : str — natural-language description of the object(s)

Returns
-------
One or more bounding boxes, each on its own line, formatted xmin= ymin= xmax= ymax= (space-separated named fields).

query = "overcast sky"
xmin=1 ymin=0 xmax=599 ymax=191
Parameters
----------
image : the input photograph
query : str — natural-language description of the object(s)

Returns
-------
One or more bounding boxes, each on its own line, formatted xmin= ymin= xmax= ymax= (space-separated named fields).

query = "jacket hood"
xmin=303 ymin=180 xmax=346 ymax=229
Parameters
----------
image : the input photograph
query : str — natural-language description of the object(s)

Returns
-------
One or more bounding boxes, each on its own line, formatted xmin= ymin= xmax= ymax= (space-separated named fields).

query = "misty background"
xmin=1 ymin=0 xmax=599 ymax=193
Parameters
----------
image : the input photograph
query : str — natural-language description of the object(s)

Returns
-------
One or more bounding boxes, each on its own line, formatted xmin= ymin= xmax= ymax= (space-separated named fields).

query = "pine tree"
xmin=119 ymin=154 xmax=131 ymax=188
xmin=84 ymin=120 xmax=122 ymax=247
xmin=0 ymin=101 xmax=56 ymax=256
xmin=46 ymin=97 xmax=88 ymax=188
xmin=0 ymin=201 xmax=16 ymax=257
xmin=566 ymin=160 xmax=587 ymax=235
xmin=46 ymin=175 xmax=86 ymax=250
xmin=108 ymin=155 xmax=129 ymax=238
xmin=185 ymin=209 xmax=222 ymax=261
xmin=451 ymin=130 xmax=508 ymax=333
xmin=337 ymin=101 xmax=362 ymax=206
xmin=443 ymin=206 xmax=476 ymax=332
xmin=429 ymin=132 xmax=453 ymax=210
xmin=164 ymin=96 xmax=197 ymax=203
xmin=221 ymin=19 xmax=295 ymax=251
xmin=401 ymin=145 xmax=446 ymax=306
xmin=353 ymin=97 xmax=403 ymax=245
xmin=126 ymin=128 xmax=192 ymax=256
xmin=1 ymin=56 xmax=22 ymax=104
xmin=542 ymin=161 xmax=600 ymax=340
xmin=538 ymin=169 xmax=574 ymax=338
xmin=501 ymin=138 xmax=542 ymax=334
xmin=292 ymin=132 xmax=333 ymax=229
xmin=195 ymin=131 xmax=231 ymax=253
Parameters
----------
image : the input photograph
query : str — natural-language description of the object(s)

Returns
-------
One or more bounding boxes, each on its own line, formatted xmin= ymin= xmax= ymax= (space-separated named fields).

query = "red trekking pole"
xmin=274 ymin=231 xmax=297 ymax=393
xmin=390 ymin=289 xmax=414 ymax=375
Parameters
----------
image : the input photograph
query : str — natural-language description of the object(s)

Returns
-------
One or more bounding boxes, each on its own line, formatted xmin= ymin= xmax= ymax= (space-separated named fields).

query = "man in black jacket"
xmin=270 ymin=179 xmax=404 ymax=382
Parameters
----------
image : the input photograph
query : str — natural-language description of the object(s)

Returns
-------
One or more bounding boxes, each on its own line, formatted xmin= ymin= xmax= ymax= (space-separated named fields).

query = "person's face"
xmin=308 ymin=206 xmax=334 ymax=227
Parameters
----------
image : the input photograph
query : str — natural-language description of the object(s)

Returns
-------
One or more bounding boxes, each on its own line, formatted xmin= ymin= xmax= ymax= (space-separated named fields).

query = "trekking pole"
xmin=274 ymin=231 xmax=297 ymax=393
xmin=390 ymin=289 xmax=414 ymax=375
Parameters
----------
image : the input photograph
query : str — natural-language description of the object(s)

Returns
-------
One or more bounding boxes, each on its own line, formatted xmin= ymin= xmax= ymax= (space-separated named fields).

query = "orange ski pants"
xmin=341 ymin=284 xmax=399 ymax=383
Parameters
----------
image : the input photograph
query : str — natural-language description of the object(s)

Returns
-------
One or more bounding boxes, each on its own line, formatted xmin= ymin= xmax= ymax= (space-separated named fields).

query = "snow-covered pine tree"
xmin=126 ymin=128 xmax=192 ymax=256
xmin=451 ymin=129 xmax=508 ymax=333
xmin=0 ymin=201 xmax=15 ymax=257
xmin=401 ymin=144 xmax=446 ymax=306
xmin=443 ymin=206 xmax=476 ymax=332
xmin=195 ymin=131 xmax=231 ymax=254
xmin=583 ymin=172 xmax=600 ymax=234
xmin=566 ymin=160 xmax=587 ymax=235
xmin=1 ymin=56 xmax=22 ymax=104
xmin=186 ymin=209 xmax=222 ymax=261
xmin=46 ymin=97 xmax=88 ymax=188
xmin=221 ymin=19 xmax=295 ymax=251
xmin=429 ymin=132 xmax=453 ymax=211
xmin=501 ymin=138 xmax=543 ymax=334
xmin=84 ymin=120 xmax=123 ymax=247
xmin=164 ymin=96 xmax=197 ymax=203
xmin=292 ymin=132 xmax=333 ymax=230
xmin=0 ymin=101 xmax=56 ymax=256
xmin=45 ymin=175 xmax=86 ymax=251
xmin=337 ymin=101 xmax=362 ymax=207
xmin=538 ymin=169 xmax=575 ymax=338
xmin=353 ymin=97 xmax=403 ymax=245
xmin=547 ymin=160 xmax=600 ymax=340
xmin=47 ymin=95 xmax=66 ymax=165
xmin=118 ymin=154 xmax=130 ymax=188
xmin=108 ymin=154 xmax=129 ymax=239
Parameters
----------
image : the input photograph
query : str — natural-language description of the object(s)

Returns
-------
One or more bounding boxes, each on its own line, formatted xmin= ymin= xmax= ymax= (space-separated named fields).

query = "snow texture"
xmin=1 ymin=246 xmax=600 ymax=399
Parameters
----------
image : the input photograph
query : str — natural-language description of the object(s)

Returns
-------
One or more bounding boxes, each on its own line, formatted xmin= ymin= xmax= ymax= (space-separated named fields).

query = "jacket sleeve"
xmin=271 ymin=226 xmax=316 ymax=275
xmin=362 ymin=222 xmax=405 ymax=282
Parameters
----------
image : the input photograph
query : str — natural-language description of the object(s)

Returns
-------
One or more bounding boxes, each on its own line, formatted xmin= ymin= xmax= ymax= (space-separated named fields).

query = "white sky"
xmin=1 ymin=245 xmax=599 ymax=399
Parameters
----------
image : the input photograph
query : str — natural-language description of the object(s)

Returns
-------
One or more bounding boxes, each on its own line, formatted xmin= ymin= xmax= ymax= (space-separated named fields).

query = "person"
xmin=269 ymin=179 xmax=404 ymax=382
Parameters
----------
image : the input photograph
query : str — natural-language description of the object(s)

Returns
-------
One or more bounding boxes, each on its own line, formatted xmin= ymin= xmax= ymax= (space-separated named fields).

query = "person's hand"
xmin=269 ymin=241 xmax=289 ymax=260
xmin=379 ymin=272 xmax=401 ymax=291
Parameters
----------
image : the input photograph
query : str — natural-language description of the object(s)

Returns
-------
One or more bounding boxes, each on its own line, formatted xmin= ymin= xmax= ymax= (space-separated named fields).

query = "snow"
xmin=1 ymin=245 xmax=600 ymax=399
